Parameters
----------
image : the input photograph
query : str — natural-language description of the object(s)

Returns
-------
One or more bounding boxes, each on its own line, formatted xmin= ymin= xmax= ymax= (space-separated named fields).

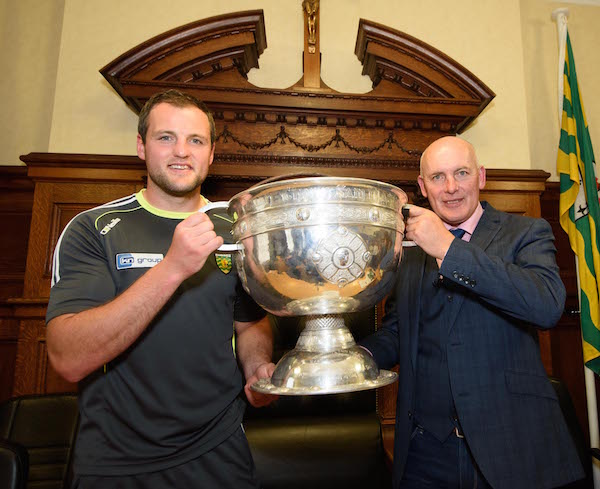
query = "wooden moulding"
xmin=99 ymin=10 xmax=495 ymax=170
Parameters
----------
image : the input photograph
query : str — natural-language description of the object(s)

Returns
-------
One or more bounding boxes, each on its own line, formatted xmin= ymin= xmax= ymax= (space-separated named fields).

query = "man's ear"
xmin=136 ymin=134 xmax=146 ymax=161
xmin=478 ymin=165 xmax=486 ymax=190
xmin=417 ymin=175 xmax=428 ymax=198
xmin=208 ymin=143 xmax=215 ymax=166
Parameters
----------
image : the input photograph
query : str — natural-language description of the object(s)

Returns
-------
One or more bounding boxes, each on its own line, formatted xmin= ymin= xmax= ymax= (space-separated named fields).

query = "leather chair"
xmin=0 ymin=439 xmax=28 ymax=489
xmin=244 ymin=308 xmax=392 ymax=489
xmin=0 ymin=393 xmax=79 ymax=489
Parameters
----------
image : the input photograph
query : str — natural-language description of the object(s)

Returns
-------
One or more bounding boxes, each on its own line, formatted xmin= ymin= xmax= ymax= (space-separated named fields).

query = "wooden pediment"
xmin=355 ymin=19 xmax=494 ymax=132
xmin=101 ymin=10 xmax=267 ymax=111
xmin=100 ymin=9 xmax=494 ymax=174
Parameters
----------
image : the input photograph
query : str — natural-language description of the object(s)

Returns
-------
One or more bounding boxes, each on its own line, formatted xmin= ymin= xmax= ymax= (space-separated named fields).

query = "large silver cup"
xmin=202 ymin=176 xmax=408 ymax=395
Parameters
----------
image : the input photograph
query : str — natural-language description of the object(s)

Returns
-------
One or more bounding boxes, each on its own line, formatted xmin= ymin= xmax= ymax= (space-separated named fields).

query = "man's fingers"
xmin=244 ymin=382 xmax=279 ymax=408
xmin=255 ymin=362 xmax=276 ymax=379
xmin=179 ymin=211 xmax=211 ymax=227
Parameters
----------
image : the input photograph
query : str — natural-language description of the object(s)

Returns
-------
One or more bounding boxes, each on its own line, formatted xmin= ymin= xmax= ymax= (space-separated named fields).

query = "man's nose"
xmin=173 ymin=139 xmax=189 ymax=156
xmin=445 ymin=177 xmax=458 ymax=192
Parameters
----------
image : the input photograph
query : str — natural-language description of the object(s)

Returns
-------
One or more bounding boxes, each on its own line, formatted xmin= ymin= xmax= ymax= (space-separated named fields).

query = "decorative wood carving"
xmin=354 ymin=19 xmax=495 ymax=132
xmin=100 ymin=10 xmax=495 ymax=172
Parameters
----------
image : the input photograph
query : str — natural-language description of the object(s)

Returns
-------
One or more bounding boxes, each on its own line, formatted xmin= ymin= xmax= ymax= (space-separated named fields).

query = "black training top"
xmin=46 ymin=190 xmax=265 ymax=476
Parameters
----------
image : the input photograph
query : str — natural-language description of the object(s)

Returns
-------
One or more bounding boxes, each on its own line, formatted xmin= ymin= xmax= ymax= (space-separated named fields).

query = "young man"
xmin=361 ymin=136 xmax=584 ymax=488
xmin=46 ymin=89 xmax=275 ymax=488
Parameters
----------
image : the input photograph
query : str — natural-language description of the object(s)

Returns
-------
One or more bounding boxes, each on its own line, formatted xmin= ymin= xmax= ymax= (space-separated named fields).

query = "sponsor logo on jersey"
xmin=215 ymin=253 xmax=233 ymax=274
xmin=100 ymin=218 xmax=121 ymax=235
xmin=116 ymin=253 xmax=164 ymax=270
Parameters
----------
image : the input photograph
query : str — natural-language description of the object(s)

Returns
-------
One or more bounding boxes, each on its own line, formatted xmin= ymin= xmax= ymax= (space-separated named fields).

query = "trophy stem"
xmin=294 ymin=314 xmax=357 ymax=352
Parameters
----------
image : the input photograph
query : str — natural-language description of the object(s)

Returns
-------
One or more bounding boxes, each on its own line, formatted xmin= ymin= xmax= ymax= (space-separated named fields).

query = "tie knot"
xmin=450 ymin=228 xmax=466 ymax=239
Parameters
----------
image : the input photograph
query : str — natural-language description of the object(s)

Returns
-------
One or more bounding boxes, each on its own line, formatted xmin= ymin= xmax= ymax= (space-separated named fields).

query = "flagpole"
xmin=552 ymin=8 xmax=569 ymax=122
xmin=552 ymin=8 xmax=600 ymax=486
xmin=577 ymin=257 xmax=600 ymax=486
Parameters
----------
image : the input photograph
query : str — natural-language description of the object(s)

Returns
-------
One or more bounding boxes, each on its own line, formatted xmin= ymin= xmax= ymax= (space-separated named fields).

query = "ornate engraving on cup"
xmin=232 ymin=183 xmax=403 ymax=242
xmin=312 ymin=226 xmax=370 ymax=287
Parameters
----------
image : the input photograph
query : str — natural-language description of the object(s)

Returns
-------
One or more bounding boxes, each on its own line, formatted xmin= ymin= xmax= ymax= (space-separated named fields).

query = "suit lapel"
xmin=469 ymin=202 xmax=503 ymax=249
xmin=446 ymin=202 xmax=503 ymax=332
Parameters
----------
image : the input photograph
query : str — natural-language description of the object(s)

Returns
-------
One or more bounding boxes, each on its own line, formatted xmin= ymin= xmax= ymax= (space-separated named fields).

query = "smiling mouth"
xmin=169 ymin=164 xmax=191 ymax=170
xmin=444 ymin=198 xmax=462 ymax=205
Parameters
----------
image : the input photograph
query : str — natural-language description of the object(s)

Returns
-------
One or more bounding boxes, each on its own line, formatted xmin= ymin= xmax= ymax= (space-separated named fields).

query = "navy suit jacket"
xmin=361 ymin=202 xmax=584 ymax=489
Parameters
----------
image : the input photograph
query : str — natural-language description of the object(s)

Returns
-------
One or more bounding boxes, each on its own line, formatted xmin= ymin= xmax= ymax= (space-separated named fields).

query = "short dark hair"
xmin=137 ymin=89 xmax=216 ymax=144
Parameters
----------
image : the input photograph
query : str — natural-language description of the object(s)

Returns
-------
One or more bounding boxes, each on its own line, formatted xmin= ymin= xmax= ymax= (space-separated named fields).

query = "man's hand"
xmin=404 ymin=205 xmax=455 ymax=261
xmin=244 ymin=362 xmax=279 ymax=408
xmin=162 ymin=212 xmax=223 ymax=281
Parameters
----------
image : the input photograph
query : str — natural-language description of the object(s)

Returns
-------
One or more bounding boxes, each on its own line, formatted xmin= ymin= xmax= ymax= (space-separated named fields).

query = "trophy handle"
xmin=401 ymin=204 xmax=417 ymax=247
xmin=198 ymin=201 xmax=244 ymax=252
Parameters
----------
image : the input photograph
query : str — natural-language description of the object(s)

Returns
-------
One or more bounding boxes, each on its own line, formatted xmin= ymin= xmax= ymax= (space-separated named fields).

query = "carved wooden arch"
xmin=100 ymin=9 xmax=494 ymax=185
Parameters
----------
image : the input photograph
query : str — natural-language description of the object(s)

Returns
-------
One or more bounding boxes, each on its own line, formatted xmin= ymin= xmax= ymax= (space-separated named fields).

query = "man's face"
xmin=137 ymin=102 xmax=215 ymax=201
xmin=417 ymin=138 xmax=485 ymax=226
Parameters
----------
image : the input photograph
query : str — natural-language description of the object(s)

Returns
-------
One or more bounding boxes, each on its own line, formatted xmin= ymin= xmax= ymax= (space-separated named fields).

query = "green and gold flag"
xmin=557 ymin=31 xmax=600 ymax=374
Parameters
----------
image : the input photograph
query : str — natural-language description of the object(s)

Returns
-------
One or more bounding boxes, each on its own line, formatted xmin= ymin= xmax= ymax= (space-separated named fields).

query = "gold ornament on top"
xmin=302 ymin=0 xmax=319 ymax=53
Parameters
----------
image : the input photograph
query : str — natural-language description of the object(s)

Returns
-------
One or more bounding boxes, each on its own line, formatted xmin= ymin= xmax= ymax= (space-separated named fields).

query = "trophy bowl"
xmin=202 ymin=176 xmax=408 ymax=395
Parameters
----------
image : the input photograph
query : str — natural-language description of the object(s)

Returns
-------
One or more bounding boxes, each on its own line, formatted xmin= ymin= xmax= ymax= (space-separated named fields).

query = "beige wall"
xmin=0 ymin=0 xmax=64 ymax=166
xmin=521 ymin=0 xmax=600 ymax=179
xmin=2 ymin=0 xmax=599 ymax=181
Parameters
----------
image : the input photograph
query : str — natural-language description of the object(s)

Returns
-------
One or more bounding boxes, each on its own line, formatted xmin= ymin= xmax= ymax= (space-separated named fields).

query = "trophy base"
xmin=251 ymin=369 xmax=397 ymax=395
xmin=251 ymin=315 xmax=398 ymax=395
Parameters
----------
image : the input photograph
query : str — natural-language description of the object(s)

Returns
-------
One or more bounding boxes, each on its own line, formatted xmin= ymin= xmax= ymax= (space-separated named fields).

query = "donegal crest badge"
xmin=215 ymin=253 xmax=233 ymax=274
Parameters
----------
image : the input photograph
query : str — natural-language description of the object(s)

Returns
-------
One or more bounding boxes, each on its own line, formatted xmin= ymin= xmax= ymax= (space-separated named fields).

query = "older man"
xmin=361 ymin=136 xmax=584 ymax=488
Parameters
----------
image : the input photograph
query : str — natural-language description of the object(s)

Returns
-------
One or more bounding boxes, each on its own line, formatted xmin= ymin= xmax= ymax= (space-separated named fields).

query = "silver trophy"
xmin=201 ymin=176 xmax=410 ymax=395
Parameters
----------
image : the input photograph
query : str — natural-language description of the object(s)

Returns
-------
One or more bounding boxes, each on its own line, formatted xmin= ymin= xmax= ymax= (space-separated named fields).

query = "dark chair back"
xmin=0 ymin=439 xmax=28 ymax=489
xmin=0 ymin=393 xmax=78 ymax=489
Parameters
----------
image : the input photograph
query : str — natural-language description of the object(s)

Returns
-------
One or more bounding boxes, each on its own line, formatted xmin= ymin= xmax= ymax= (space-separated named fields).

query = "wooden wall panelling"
xmin=9 ymin=300 xmax=74 ymax=396
xmin=0 ymin=167 xmax=34 ymax=402
xmin=7 ymin=154 xmax=147 ymax=397
xmin=21 ymin=153 xmax=147 ymax=300
xmin=0 ymin=167 xmax=34 ymax=300
xmin=0 ymin=302 xmax=20 ymax=401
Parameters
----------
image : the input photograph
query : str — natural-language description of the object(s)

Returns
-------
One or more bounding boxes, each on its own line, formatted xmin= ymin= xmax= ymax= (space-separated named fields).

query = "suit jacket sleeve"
xmin=439 ymin=212 xmax=565 ymax=329
xmin=360 ymin=294 xmax=401 ymax=369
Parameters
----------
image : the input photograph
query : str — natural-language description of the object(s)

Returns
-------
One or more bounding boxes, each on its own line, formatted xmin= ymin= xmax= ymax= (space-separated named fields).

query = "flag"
xmin=557 ymin=31 xmax=600 ymax=374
